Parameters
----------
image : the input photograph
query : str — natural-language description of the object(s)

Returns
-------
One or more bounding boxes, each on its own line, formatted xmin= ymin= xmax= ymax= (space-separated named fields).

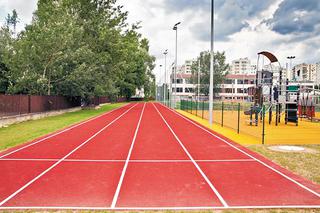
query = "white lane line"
xmin=0 ymin=103 xmax=138 ymax=207
xmin=159 ymin=103 xmax=320 ymax=198
xmin=152 ymin=103 xmax=228 ymax=207
xmin=111 ymin=103 xmax=146 ymax=208
xmin=0 ymin=103 xmax=130 ymax=159
xmin=1 ymin=205 xmax=319 ymax=210
xmin=0 ymin=158 xmax=255 ymax=163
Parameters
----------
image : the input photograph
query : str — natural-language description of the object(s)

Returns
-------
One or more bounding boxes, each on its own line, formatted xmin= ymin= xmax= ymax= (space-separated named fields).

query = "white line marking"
xmin=0 ymin=205 xmax=319 ymax=210
xmin=159 ymin=103 xmax=320 ymax=198
xmin=152 ymin=103 xmax=229 ymax=207
xmin=0 ymin=158 xmax=255 ymax=163
xmin=0 ymin=103 xmax=130 ymax=159
xmin=0 ymin=103 xmax=138 ymax=207
xmin=111 ymin=103 xmax=146 ymax=208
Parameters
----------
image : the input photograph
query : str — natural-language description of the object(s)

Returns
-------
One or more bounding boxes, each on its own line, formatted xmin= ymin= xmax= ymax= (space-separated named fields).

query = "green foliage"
xmin=0 ymin=0 xmax=155 ymax=102
xmin=191 ymin=51 xmax=229 ymax=96
xmin=0 ymin=27 xmax=11 ymax=93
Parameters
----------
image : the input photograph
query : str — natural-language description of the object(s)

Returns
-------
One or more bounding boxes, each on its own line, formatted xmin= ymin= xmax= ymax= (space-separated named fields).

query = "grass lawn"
xmin=0 ymin=102 xmax=126 ymax=152
xmin=248 ymin=144 xmax=320 ymax=185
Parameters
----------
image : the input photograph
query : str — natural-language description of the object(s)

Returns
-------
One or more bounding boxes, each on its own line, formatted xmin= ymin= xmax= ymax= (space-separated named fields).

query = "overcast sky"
xmin=1 ymin=0 xmax=320 ymax=83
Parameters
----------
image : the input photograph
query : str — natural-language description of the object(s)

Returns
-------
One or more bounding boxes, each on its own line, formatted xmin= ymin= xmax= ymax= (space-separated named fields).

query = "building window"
xmin=185 ymin=88 xmax=194 ymax=93
xmin=172 ymin=79 xmax=183 ymax=84
xmin=237 ymin=88 xmax=248 ymax=93
xmin=225 ymin=88 xmax=235 ymax=93
xmin=173 ymin=88 xmax=183 ymax=93
xmin=224 ymin=79 xmax=234 ymax=84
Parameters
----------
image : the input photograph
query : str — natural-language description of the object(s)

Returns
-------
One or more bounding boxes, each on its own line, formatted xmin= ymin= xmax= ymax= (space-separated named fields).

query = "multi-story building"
xmin=230 ymin=58 xmax=255 ymax=75
xmin=170 ymin=61 xmax=196 ymax=101
xmin=180 ymin=60 xmax=194 ymax=74
xmin=169 ymin=59 xmax=257 ymax=102
xmin=219 ymin=74 xmax=256 ymax=101
xmin=316 ymin=62 xmax=320 ymax=85
xmin=292 ymin=63 xmax=317 ymax=82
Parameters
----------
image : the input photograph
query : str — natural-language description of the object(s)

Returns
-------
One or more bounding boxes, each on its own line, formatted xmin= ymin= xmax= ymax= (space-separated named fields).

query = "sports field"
xmin=0 ymin=102 xmax=319 ymax=210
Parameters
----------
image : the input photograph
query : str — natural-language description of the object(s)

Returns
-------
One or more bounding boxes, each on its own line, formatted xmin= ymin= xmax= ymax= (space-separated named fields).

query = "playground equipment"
xmin=299 ymin=87 xmax=320 ymax=122
xmin=246 ymin=51 xmax=301 ymax=126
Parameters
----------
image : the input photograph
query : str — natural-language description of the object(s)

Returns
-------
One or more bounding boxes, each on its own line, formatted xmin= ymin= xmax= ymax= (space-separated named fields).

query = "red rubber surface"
xmin=0 ymin=102 xmax=319 ymax=210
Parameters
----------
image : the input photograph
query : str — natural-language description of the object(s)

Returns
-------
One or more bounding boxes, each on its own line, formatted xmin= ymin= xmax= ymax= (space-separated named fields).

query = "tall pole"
xmin=164 ymin=50 xmax=168 ymax=105
xmin=198 ymin=58 xmax=201 ymax=102
xmin=175 ymin=30 xmax=177 ymax=108
xmin=209 ymin=0 xmax=214 ymax=125
xmin=173 ymin=22 xmax=181 ymax=108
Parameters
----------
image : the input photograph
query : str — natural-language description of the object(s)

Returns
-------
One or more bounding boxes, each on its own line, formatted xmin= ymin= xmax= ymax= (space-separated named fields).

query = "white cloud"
xmin=120 ymin=0 xmax=320 ymax=83
xmin=1 ymin=0 xmax=319 ymax=84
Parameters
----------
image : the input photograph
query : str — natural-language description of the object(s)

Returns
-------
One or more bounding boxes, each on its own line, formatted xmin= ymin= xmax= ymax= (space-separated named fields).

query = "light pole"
xmin=287 ymin=56 xmax=295 ymax=81
xmin=159 ymin=64 xmax=163 ymax=102
xmin=198 ymin=57 xmax=201 ymax=109
xmin=209 ymin=0 xmax=215 ymax=125
xmin=173 ymin=22 xmax=181 ymax=108
xmin=163 ymin=50 xmax=168 ymax=105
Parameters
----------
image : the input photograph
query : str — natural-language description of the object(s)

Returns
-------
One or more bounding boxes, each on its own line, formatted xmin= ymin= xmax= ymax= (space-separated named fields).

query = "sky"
xmin=1 ymin=0 xmax=320 ymax=83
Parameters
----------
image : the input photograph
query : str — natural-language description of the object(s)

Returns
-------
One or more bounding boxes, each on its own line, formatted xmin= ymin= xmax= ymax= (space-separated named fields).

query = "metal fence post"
xmin=237 ymin=103 xmax=240 ymax=134
xmin=195 ymin=100 xmax=198 ymax=116
xmin=262 ymin=105 xmax=266 ymax=145
xmin=221 ymin=102 xmax=224 ymax=127
xmin=202 ymin=101 xmax=204 ymax=119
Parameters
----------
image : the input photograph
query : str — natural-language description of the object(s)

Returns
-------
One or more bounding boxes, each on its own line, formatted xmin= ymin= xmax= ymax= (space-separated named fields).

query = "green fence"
xmin=180 ymin=99 xmax=267 ymax=144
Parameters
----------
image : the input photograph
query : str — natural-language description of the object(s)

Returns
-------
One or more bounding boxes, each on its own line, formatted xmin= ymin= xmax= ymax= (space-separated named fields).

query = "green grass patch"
xmin=0 ymin=103 xmax=126 ymax=152
xmin=248 ymin=144 xmax=320 ymax=185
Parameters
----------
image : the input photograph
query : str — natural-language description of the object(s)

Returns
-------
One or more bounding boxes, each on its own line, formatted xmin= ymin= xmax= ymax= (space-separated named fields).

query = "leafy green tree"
xmin=191 ymin=51 xmax=229 ymax=97
xmin=0 ymin=27 xmax=12 ymax=93
xmin=1 ymin=0 xmax=155 ymax=102
xmin=5 ymin=10 xmax=19 ymax=34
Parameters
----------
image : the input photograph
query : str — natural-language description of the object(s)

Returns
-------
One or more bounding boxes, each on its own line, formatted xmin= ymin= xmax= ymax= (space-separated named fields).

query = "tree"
xmin=0 ymin=27 xmax=12 ymax=93
xmin=190 ymin=51 xmax=229 ymax=97
xmin=5 ymin=10 xmax=19 ymax=34
xmin=1 ymin=0 xmax=155 ymax=102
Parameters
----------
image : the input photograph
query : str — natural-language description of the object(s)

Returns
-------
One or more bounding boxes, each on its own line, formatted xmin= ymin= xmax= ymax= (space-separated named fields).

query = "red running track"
xmin=0 ymin=102 xmax=319 ymax=210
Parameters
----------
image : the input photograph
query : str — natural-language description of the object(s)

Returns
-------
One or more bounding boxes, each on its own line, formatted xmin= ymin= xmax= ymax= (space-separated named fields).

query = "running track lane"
xmin=114 ymin=103 xmax=224 ymax=208
xmin=154 ymin=103 xmax=320 ymax=207
xmin=0 ymin=103 xmax=140 ymax=207
xmin=0 ymin=102 xmax=319 ymax=210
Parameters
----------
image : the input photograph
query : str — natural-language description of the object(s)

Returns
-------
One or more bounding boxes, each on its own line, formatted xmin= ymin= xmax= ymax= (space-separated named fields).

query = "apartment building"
xmin=219 ymin=74 xmax=256 ymax=101
xmin=316 ymin=63 xmax=320 ymax=85
xmin=292 ymin=63 xmax=317 ymax=82
xmin=230 ymin=58 xmax=256 ymax=75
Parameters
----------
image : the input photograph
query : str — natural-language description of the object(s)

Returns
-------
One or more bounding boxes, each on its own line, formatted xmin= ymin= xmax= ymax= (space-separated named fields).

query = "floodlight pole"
xmin=160 ymin=65 xmax=163 ymax=102
xmin=173 ymin=22 xmax=181 ymax=108
xmin=209 ymin=0 xmax=215 ymax=125
xmin=198 ymin=57 xmax=201 ymax=104
xmin=164 ymin=50 xmax=168 ymax=105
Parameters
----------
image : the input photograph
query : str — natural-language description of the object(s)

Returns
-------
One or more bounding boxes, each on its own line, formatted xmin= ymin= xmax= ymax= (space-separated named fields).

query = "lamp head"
xmin=173 ymin=22 xmax=181 ymax=30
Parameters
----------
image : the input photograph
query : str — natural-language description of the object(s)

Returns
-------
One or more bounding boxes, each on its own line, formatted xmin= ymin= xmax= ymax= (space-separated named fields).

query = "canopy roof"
xmin=258 ymin=51 xmax=278 ymax=63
